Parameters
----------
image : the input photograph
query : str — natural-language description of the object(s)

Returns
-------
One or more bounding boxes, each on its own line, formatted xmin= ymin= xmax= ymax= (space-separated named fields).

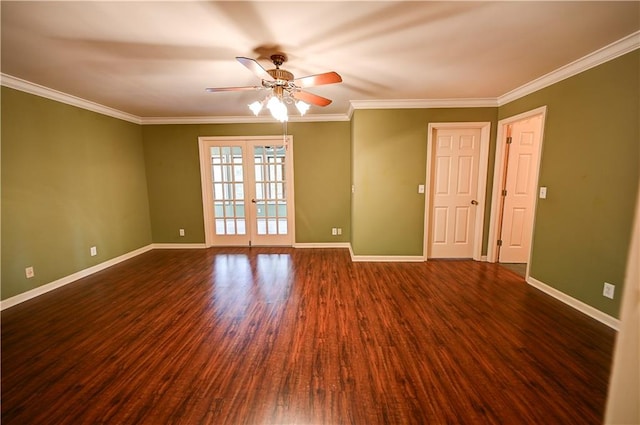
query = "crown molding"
xmin=346 ymin=102 xmax=355 ymax=119
xmin=0 ymin=73 xmax=141 ymax=124
xmin=140 ymin=113 xmax=350 ymax=125
xmin=498 ymin=30 xmax=640 ymax=106
xmin=350 ymin=98 xmax=498 ymax=110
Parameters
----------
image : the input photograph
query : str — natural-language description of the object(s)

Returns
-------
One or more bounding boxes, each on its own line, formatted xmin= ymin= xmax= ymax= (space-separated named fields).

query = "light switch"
xmin=418 ymin=184 xmax=425 ymax=194
xmin=539 ymin=187 xmax=547 ymax=199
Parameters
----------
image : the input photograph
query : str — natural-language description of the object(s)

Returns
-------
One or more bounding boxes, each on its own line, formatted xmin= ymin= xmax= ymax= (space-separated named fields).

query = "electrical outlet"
xmin=331 ymin=228 xmax=337 ymax=236
xmin=179 ymin=228 xmax=185 ymax=237
xmin=25 ymin=266 xmax=35 ymax=279
xmin=90 ymin=246 xmax=97 ymax=257
xmin=603 ymin=282 xmax=615 ymax=299
xmin=337 ymin=228 xmax=342 ymax=235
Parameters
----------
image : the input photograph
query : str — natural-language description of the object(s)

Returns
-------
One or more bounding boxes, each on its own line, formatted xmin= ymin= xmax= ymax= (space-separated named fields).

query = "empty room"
xmin=2 ymin=2 xmax=638 ymax=424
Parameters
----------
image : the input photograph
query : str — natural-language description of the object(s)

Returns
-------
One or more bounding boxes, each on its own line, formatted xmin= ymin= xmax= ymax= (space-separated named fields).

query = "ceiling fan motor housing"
xmin=268 ymin=68 xmax=293 ymax=81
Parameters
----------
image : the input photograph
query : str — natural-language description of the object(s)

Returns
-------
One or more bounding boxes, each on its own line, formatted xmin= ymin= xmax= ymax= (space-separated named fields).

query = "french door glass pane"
xmin=278 ymin=218 xmax=287 ymax=235
xmin=256 ymin=201 xmax=266 ymax=217
xmin=267 ymin=219 xmax=277 ymax=234
xmin=211 ymin=146 xmax=245 ymax=235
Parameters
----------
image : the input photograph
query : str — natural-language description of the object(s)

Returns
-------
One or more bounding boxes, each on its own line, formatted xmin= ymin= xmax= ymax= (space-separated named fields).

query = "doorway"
xmin=424 ymin=123 xmax=491 ymax=260
xmin=488 ymin=106 xmax=546 ymax=272
xmin=198 ymin=136 xmax=295 ymax=247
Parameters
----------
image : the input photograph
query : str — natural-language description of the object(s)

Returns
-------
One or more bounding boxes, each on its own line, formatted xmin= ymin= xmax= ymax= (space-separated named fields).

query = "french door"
xmin=198 ymin=136 xmax=295 ymax=246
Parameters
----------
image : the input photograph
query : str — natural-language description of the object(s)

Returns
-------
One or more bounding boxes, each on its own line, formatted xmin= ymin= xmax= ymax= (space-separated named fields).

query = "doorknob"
xmin=471 ymin=200 xmax=479 ymax=205
xmin=251 ymin=199 xmax=257 ymax=203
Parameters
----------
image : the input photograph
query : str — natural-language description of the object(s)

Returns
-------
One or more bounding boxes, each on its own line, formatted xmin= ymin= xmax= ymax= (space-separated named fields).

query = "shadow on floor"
xmin=499 ymin=263 xmax=526 ymax=277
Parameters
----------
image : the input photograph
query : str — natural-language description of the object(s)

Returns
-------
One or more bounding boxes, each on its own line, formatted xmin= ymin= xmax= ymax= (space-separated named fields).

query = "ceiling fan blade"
xmin=293 ymin=90 xmax=332 ymax=107
xmin=294 ymin=71 xmax=342 ymax=88
xmin=205 ymin=86 xmax=261 ymax=92
xmin=236 ymin=56 xmax=274 ymax=81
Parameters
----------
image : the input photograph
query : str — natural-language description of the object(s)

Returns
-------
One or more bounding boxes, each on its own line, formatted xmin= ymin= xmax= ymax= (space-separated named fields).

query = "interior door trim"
xmin=423 ymin=122 xmax=491 ymax=261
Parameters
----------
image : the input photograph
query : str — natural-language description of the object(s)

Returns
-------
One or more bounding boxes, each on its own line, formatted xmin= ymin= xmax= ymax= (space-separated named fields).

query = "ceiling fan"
xmin=206 ymin=53 xmax=342 ymax=121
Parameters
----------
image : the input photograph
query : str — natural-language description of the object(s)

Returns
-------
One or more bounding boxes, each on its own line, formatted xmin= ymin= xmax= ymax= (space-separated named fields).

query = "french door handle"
xmin=471 ymin=200 xmax=479 ymax=205
xmin=251 ymin=199 xmax=257 ymax=203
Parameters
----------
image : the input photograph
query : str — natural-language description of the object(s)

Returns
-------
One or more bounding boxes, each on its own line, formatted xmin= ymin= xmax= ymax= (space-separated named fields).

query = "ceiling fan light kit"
xmin=248 ymin=95 xmax=311 ymax=122
xmin=206 ymin=53 xmax=342 ymax=122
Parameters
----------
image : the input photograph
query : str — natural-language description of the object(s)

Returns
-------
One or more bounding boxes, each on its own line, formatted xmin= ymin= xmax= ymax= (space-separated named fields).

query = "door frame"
xmin=423 ymin=122 xmax=491 ymax=261
xmin=487 ymin=106 xmax=546 ymax=265
xmin=198 ymin=135 xmax=295 ymax=247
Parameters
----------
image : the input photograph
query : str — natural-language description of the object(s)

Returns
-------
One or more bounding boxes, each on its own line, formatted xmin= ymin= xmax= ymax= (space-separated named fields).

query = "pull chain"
xmin=283 ymin=120 xmax=288 ymax=148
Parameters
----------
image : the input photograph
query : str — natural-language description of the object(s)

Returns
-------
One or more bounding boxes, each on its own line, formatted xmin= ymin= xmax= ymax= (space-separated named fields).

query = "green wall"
xmin=351 ymin=108 xmax=498 ymax=256
xmin=142 ymin=121 xmax=351 ymax=244
xmin=499 ymin=51 xmax=639 ymax=317
xmin=1 ymin=87 xmax=152 ymax=300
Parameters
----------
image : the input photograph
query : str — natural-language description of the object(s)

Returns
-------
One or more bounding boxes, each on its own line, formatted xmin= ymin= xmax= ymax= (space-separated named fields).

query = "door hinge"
xmin=497 ymin=239 xmax=503 ymax=247
xmin=502 ymin=189 xmax=507 ymax=197
xmin=506 ymin=136 xmax=513 ymax=145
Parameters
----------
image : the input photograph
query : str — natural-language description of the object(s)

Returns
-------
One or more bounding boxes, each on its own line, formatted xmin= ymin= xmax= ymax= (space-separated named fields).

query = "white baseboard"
xmin=1 ymin=244 xmax=154 ymax=311
xmin=152 ymin=243 xmax=207 ymax=249
xmin=351 ymin=255 xmax=425 ymax=262
xmin=294 ymin=242 xmax=351 ymax=249
xmin=527 ymin=276 xmax=620 ymax=330
xmin=349 ymin=245 xmax=425 ymax=262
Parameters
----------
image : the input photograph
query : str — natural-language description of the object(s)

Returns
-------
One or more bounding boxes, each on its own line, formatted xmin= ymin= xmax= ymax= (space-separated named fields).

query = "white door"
xmin=499 ymin=115 xmax=543 ymax=263
xmin=199 ymin=136 xmax=295 ymax=247
xmin=429 ymin=128 xmax=482 ymax=258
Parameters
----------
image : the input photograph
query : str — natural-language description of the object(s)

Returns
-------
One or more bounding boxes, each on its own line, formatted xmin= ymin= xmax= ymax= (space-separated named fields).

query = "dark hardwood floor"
xmin=2 ymin=248 xmax=616 ymax=424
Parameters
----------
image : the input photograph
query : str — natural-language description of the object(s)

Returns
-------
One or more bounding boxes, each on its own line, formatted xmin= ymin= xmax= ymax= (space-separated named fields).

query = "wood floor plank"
xmin=1 ymin=248 xmax=615 ymax=424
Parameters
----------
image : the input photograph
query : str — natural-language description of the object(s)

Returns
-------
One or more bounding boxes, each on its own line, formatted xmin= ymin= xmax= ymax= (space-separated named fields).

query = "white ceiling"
xmin=2 ymin=1 xmax=639 ymax=122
